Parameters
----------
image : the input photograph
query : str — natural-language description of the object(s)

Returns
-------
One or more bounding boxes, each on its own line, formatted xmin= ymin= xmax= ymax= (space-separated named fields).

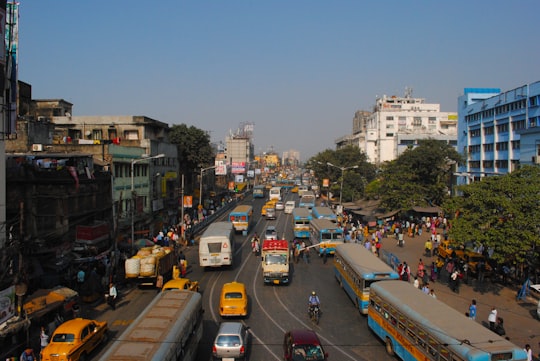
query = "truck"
xmin=261 ymin=240 xmax=290 ymax=285
xmin=125 ymin=245 xmax=176 ymax=287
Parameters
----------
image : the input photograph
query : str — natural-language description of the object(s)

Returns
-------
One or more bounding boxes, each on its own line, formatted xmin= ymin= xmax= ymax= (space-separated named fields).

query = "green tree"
xmin=444 ymin=165 xmax=540 ymax=264
xmin=378 ymin=139 xmax=462 ymax=210
xmin=306 ymin=146 xmax=376 ymax=202
xmin=169 ymin=124 xmax=214 ymax=190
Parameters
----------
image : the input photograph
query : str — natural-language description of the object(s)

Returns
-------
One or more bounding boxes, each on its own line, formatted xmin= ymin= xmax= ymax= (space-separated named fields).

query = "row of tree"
xmin=306 ymin=140 xmax=539 ymax=267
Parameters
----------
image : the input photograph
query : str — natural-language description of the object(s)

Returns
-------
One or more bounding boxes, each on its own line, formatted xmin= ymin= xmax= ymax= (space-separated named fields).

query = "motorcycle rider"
xmin=308 ymin=291 xmax=321 ymax=315
xmin=251 ymin=233 xmax=260 ymax=254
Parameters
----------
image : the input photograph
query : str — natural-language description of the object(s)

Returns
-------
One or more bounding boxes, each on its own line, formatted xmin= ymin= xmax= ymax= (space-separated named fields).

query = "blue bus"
xmin=228 ymin=205 xmax=253 ymax=233
xmin=309 ymin=218 xmax=343 ymax=255
xmin=334 ymin=243 xmax=399 ymax=315
xmin=292 ymin=207 xmax=312 ymax=238
xmin=299 ymin=191 xmax=316 ymax=211
xmin=311 ymin=206 xmax=337 ymax=222
xmin=369 ymin=280 xmax=527 ymax=361
xmin=253 ymin=185 xmax=265 ymax=198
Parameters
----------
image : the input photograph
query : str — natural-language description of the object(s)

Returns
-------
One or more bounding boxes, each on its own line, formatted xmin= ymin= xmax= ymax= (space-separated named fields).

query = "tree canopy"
xmin=306 ymin=146 xmax=377 ymax=202
xmin=377 ymin=139 xmax=462 ymax=211
xmin=169 ymin=124 xmax=214 ymax=172
xmin=443 ymin=165 xmax=540 ymax=265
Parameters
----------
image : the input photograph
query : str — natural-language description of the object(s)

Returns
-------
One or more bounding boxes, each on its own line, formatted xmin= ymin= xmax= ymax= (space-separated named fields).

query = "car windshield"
xmin=292 ymin=345 xmax=325 ymax=360
xmin=216 ymin=335 xmax=241 ymax=347
xmin=52 ymin=333 xmax=75 ymax=342
xmin=265 ymin=254 xmax=287 ymax=265
xmin=225 ymin=292 xmax=243 ymax=299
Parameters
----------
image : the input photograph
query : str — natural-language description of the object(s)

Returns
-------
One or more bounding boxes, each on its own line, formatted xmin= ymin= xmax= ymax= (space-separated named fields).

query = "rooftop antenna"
xmin=405 ymin=87 xmax=413 ymax=98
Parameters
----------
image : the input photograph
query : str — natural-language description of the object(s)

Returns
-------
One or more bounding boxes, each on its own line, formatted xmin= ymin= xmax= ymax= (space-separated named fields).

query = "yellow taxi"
xmin=219 ymin=281 xmax=248 ymax=317
xmin=261 ymin=200 xmax=277 ymax=217
xmin=162 ymin=278 xmax=200 ymax=292
xmin=291 ymin=186 xmax=299 ymax=193
xmin=41 ymin=318 xmax=108 ymax=361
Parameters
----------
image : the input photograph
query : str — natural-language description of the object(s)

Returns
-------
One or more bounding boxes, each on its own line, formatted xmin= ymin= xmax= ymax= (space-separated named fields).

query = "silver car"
xmin=212 ymin=322 xmax=250 ymax=360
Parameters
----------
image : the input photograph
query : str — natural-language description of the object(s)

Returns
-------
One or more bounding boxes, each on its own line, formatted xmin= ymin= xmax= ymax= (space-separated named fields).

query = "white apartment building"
xmin=363 ymin=94 xmax=457 ymax=165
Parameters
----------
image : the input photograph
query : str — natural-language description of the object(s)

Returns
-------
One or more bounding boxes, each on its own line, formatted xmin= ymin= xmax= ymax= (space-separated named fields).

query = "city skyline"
xmin=18 ymin=1 xmax=540 ymax=160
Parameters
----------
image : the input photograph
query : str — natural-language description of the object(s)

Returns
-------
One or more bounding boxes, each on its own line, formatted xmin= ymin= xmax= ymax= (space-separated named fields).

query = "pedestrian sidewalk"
xmin=383 ymin=229 xmax=540 ymax=351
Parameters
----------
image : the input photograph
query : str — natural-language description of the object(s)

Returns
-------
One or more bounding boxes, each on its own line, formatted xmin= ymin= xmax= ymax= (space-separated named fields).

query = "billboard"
xmin=215 ymin=160 xmax=227 ymax=176
xmin=231 ymin=162 xmax=246 ymax=174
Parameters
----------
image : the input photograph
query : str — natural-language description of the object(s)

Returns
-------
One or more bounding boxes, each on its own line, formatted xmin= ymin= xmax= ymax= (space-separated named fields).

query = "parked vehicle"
xmin=125 ymin=246 xmax=176 ymax=287
xmin=162 ymin=277 xmax=200 ymax=292
xmin=212 ymin=322 xmax=250 ymax=361
xmin=41 ymin=318 xmax=108 ymax=361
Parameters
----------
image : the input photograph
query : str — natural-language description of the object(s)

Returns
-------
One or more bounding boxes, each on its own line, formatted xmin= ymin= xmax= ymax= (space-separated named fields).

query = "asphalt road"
xmin=83 ymin=190 xmax=540 ymax=360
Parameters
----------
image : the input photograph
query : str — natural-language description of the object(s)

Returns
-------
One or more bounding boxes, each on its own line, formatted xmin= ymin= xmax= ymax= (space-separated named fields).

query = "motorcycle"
xmin=251 ymin=238 xmax=260 ymax=256
xmin=308 ymin=304 xmax=320 ymax=325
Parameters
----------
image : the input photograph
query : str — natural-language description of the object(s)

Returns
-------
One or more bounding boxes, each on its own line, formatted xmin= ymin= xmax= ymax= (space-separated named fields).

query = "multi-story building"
xmin=456 ymin=82 xmax=540 ymax=184
xmin=47 ymin=113 xmax=180 ymax=236
xmin=282 ymin=149 xmax=300 ymax=167
xmin=7 ymin=96 xmax=180 ymax=246
xmin=335 ymin=110 xmax=371 ymax=149
xmin=362 ymin=93 xmax=457 ymax=165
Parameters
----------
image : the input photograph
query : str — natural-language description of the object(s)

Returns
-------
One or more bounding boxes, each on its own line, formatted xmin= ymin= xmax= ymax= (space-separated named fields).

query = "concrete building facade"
xmin=364 ymin=94 xmax=458 ymax=165
xmin=456 ymin=82 xmax=540 ymax=184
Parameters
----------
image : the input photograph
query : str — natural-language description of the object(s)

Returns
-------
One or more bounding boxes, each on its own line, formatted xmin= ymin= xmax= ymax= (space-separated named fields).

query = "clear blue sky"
xmin=18 ymin=1 xmax=540 ymax=160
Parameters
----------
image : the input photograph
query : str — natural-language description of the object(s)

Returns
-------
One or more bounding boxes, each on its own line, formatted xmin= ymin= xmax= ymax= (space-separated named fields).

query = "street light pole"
xmin=131 ymin=153 xmax=165 ymax=254
xmin=199 ymin=165 xmax=217 ymax=209
xmin=326 ymin=162 xmax=359 ymax=206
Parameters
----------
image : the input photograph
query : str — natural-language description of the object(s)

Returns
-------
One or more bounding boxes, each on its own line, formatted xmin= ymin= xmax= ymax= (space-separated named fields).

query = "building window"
xmin=124 ymin=130 xmax=139 ymax=140
xmin=483 ymin=126 xmax=494 ymax=135
xmin=108 ymin=128 xmax=117 ymax=139
xmin=413 ymin=117 xmax=422 ymax=127
xmin=386 ymin=116 xmax=394 ymax=121
xmin=428 ymin=117 xmax=436 ymax=124
xmin=511 ymin=120 xmax=526 ymax=131
xmin=496 ymin=142 xmax=508 ymax=151
xmin=496 ymin=123 xmax=509 ymax=133
xmin=386 ymin=133 xmax=394 ymax=137
xmin=470 ymin=129 xmax=481 ymax=137
xmin=92 ymin=129 xmax=102 ymax=140
xmin=511 ymin=140 xmax=520 ymax=149
xmin=495 ymin=159 xmax=508 ymax=169
xmin=483 ymin=143 xmax=493 ymax=152
xmin=386 ymin=124 xmax=394 ymax=129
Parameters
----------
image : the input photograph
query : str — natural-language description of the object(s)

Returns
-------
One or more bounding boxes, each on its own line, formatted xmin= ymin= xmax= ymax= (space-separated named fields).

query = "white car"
xmin=284 ymin=201 xmax=295 ymax=214
xmin=264 ymin=226 xmax=278 ymax=240
xmin=275 ymin=201 xmax=284 ymax=211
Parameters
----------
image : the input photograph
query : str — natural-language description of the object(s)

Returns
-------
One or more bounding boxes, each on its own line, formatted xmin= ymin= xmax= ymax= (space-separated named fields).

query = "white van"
xmin=284 ymin=201 xmax=295 ymax=214
xmin=199 ymin=221 xmax=234 ymax=268
xmin=269 ymin=186 xmax=282 ymax=201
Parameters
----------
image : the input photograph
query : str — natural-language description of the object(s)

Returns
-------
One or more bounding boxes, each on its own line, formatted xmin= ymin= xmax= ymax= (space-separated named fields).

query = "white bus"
xmin=98 ymin=290 xmax=203 ymax=361
xmin=199 ymin=221 xmax=234 ymax=268
xmin=269 ymin=186 xmax=282 ymax=201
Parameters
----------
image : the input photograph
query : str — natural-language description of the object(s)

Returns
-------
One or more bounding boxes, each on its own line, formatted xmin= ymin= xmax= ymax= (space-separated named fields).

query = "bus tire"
xmin=385 ymin=337 xmax=394 ymax=356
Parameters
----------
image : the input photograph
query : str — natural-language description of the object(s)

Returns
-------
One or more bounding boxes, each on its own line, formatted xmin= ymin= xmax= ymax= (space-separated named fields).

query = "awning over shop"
xmin=411 ymin=206 xmax=442 ymax=214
